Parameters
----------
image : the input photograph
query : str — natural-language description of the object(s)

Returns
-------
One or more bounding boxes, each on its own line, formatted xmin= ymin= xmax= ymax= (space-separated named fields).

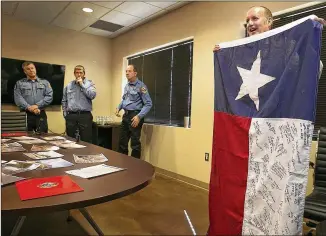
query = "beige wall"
xmin=110 ymin=1 xmax=315 ymax=187
xmin=1 ymin=15 xmax=112 ymax=133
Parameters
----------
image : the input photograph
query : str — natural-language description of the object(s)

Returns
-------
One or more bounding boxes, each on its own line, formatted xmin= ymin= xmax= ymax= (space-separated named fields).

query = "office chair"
xmin=304 ymin=127 xmax=326 ymax=235
xmin=1 ymin=111 xmax=27 ymax=132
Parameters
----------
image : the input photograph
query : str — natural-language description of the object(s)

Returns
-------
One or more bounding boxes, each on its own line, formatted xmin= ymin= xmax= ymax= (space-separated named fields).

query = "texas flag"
xmin=209 ymin=15 xmax=322 ymax=235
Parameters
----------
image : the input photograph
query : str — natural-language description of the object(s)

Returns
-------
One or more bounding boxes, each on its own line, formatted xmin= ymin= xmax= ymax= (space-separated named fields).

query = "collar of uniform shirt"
xmin=26 ymin=77 xmax=39 ymax=82
xmin=128 ymin=78 xmax=139 ymax=85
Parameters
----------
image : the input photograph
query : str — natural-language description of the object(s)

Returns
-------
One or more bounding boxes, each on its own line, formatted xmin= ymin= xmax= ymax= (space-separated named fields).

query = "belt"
xmin=67 ymin=111 xmax=91 ymax=114
xmin=25 ymin=110 xmax=45 ymax=115
xmin=124 ymin=110 xmax=140 ymax=115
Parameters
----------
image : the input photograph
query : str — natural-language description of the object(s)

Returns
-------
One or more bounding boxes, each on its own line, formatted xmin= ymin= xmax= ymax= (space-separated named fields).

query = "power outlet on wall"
xmin=205 ymin=153 xmax=209 ymax=162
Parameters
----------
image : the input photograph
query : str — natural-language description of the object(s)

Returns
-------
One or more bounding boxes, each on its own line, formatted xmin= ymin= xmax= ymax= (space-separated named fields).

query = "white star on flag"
xmin=235 ymin=51 xmax=276 ymax=110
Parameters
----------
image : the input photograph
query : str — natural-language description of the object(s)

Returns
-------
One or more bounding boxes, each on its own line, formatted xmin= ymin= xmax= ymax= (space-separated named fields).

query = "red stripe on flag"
xmin=208 ymin=111 xmax=251 ymax=235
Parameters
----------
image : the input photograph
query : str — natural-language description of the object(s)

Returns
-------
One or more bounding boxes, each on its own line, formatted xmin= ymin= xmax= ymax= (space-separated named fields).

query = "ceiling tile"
xmin=114 ymin=2 xmax=161 ymax=18
xmin=101 ymin=10 xmax=141 ymax=26
xmin=145 ymin=2 xmax=177 ymax=9
xmin=91 ymin=1 xmax=123 ymax=9
xmin=52 ymin=11 xmax=98 ymax=31
xmin=14 ymin=2 xmax=69 ymax=24
xmin=82 ymin=27 xmax=113 ymax=37
xmin=63 ymin=2 xmax=110 ymax=19
xmin=2 ymin=1 xmax=18 ymax=15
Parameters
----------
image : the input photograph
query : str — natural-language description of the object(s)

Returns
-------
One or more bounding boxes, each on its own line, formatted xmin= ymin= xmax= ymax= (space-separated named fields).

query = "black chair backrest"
xmin=1 ymin=111 xmax=27 ymax=132
xmin=315 ymin=127 xmax=326 ymax=189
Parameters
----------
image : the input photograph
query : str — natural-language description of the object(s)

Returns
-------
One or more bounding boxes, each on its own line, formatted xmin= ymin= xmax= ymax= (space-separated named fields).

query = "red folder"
xmin=15 ymin=175 xmax=83 ymax=200
xmin=1 ymin=132 xmax=28 ymax=137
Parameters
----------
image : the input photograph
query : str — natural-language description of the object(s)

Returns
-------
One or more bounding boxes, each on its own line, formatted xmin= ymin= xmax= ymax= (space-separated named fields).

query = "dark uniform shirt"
xmin=62 ymin=78 xmax=96 ymax=116
xmin=14 ymin=77 xmax=53 ymax=110
xmin=118 ymin=79 xmax=152 ymax=119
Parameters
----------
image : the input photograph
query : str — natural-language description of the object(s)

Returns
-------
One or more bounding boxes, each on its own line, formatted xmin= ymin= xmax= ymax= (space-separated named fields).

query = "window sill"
xmin=144 ymin=122 xmax=191 ymax=129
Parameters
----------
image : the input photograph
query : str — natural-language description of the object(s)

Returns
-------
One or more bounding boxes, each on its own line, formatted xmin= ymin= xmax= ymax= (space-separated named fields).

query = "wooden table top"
xmin=1 ymin=135 xmax=155 ymax=216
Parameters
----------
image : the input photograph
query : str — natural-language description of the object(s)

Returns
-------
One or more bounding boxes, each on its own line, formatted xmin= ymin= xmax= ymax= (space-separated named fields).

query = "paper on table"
xmin=66 ymin=164 xmax=126 ymax=179
xmin=1 ymin=160 xmax=8 ymax=164
xmin=1 ymin=172 xmax=25 ymax=186
xmin=38 ymin=158 xmax=74 ymax=169
xmin=23 ymin=151 xmax=64 ymax=159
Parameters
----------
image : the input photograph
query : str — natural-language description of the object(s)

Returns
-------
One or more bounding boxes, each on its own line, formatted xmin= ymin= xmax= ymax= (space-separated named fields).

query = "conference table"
xmin=1 ymin=134 xmax=155 ymax=236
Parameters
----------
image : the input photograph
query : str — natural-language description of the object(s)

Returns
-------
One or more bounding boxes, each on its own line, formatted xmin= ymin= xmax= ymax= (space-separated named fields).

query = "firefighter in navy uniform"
xmin=62 ymin=65 xmax=96 ymax=143
xmin=14 ymin=62 xmax=53 ymax=133
xmin=116 ymin=64 xmax=152 ymax=159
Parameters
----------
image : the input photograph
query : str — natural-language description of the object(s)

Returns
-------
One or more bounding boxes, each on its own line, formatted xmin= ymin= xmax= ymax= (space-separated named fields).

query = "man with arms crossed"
xmin=14 ymin=62 xmax=53 ymax=132
xmin=116 ymin=64 xmax=152 ymax=159
xmin=62 ymin=65 xmax=96 ymax=143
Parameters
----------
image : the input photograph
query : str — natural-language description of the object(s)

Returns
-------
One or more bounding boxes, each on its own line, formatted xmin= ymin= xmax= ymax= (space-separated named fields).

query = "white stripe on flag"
xmin=242 ymin=118 xmax=313 ymax=235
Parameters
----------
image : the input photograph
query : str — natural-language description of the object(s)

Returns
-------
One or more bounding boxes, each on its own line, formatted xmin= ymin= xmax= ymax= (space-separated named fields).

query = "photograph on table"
xmin=2 ymin=160 xmax=41 ymax=175
xmin=57 ymin=143 xmax=86 ymax=149
xmin=49 ymin=140 xmax=74 ymax=146
xmin=41 ymin=136 xmax=66 ymax=141
xmin=19 ymin=139 xmax=48 ymax=144
xmin=31 ymin=145 xmax=60 ymax=152
xmin=1 ymin=139 xmax=11 ymax=143
xmin=1 ymin=142 xmax=26 ymax=153
xmin=73 ymin=153 xmax=108 ymax=164
xmin=23 ymin=151 xmax=64 ymax=160
xmin=11 ymin=136 xmax=38 ymax=141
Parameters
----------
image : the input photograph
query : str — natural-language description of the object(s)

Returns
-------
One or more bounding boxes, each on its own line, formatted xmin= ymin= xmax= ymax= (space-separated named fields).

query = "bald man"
xmin=214 ymin=6 xmax=326 ymax=51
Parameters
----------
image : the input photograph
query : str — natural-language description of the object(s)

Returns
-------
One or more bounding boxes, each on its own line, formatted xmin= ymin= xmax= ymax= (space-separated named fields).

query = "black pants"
xmin=118 ymin=111 xmax=144 ymax=159
xmin=65 ymin=112 xmax=93 ymax=143
xmin=26 ymin=110 xmax=48 ymax=133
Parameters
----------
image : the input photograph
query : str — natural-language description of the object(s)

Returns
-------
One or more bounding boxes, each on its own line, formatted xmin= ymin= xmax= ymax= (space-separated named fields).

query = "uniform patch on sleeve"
xmin=141 ymin=87 xmax=147 ymax=93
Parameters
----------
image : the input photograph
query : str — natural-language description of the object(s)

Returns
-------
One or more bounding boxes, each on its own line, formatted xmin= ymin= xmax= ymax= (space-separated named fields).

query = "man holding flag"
xmin=209 ymin=6 xmax=325 ymax=236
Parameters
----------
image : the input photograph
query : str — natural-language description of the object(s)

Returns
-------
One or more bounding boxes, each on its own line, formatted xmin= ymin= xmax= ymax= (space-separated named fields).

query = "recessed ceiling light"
xmin=82 ymin=8 xmax=93 ymax=13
